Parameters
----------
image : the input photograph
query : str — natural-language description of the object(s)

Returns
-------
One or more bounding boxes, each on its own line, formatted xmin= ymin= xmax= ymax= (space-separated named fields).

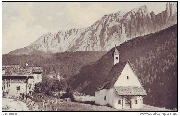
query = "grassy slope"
xmin=70 ymin=24 xmax=177 ymax=109
xmin=2 ymin=51 xmax=107 ymax=79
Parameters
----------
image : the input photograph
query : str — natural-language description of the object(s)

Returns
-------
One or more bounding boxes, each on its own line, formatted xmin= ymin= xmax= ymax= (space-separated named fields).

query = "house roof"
xmin=2 ymin=75 xmax=34 ymax=80
xmin=2 ymin=65 xmax=43 ymax=76
xmin=115 ymin=86 xmax=147 ymax=96
xmin=32 ymin=67 xmax=43 ymax=73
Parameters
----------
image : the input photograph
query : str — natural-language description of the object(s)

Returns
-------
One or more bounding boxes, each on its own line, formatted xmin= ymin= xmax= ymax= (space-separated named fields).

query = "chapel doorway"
xmin=124 ymin=97 xmax=131 ymax=109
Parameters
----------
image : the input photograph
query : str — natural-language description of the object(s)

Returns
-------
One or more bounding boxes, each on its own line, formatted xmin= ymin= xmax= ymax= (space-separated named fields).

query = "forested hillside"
xmin=70 ymin=24 xmax=177 ymax=109
xmin=3 ymin=51 xmax=106 ymax=79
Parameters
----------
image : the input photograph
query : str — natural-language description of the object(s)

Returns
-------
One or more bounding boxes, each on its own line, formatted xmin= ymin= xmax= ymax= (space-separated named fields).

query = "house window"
xmin=17 ymin=86 xmax=20 ymax=91
xmin=127 ymin=76 xmax=129 ymax=79
xmin=104 ymin=96 xmax=106 ymax=100
xmin=118 ymin=100 xmax=121 ymax=104
xmin=135 ymin=100 xmax=138 ymax=104
xmin=116 ymin=57 xmax=118 ymax=60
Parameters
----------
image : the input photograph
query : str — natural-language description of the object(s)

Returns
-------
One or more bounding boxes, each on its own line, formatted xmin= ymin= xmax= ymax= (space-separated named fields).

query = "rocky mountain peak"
xmin=166 ymin=2 xmax=177 ymax=16
xmin=9 ymin=3 xmax=177 ymax=55
xmin=130 ymin=5 xmax=148 ymax=14
xmin=134 ymin=5 xmax=147 ymax=11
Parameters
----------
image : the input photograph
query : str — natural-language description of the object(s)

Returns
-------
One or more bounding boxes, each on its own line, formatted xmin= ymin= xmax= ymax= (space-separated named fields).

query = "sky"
xmin=2 ymin=2 xmax=167 ymax=54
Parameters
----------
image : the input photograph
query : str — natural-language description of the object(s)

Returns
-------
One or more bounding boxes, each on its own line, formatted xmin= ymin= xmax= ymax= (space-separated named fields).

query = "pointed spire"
xmin=114 ymin=44 xmax=119 ymax=55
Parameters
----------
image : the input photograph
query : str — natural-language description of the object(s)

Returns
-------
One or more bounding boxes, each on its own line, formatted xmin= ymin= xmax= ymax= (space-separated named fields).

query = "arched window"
xmin=127 ymin=76 xmax=129 ymax=79
xmin=118 ymin=100 xmax=121 ymax=104
xmin=116 ymin=57 xmax=118 ymax=60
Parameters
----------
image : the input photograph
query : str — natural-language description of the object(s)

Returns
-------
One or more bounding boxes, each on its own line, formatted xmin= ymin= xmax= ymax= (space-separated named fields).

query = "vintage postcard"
xmin=2 ymin=1 xmax=177 ymax=112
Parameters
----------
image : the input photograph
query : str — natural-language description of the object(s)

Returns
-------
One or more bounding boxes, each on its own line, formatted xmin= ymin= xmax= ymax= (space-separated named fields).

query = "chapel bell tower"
xmin=114 ymin=45 xmax=120 ymax=65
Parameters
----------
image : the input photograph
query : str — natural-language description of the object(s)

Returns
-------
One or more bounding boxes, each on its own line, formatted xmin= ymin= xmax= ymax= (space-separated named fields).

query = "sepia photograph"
xmin=2 ymin=1 xmax=178 ymax=112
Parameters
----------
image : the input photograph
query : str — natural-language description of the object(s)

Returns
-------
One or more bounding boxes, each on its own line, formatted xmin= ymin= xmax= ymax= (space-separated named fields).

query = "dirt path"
xmin=2 ymin=98 xmax=29 ymax=111
xmin=2 ymin=97 xmax=171 ymax=111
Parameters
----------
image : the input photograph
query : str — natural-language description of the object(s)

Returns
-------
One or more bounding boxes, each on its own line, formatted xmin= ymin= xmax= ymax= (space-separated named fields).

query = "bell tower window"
xmin=17 ymin=86 xmax=20 ymax=90
xmin=114 ymin=45 xmax=120 ymax=65
xmin=104 ymin=96 xmax=106 ymax=100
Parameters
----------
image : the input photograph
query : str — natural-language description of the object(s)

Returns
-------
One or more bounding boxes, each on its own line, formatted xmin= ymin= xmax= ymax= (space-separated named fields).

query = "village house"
xmin=95 ymin=46 xmax=147 ymax=109
xmin=2 ymin=65 xmax=43 ymax=97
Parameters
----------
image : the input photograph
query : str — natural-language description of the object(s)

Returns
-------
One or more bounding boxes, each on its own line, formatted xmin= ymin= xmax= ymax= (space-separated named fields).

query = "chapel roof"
xmin=101 ymin=61 xmax=147 ymax=96
xmin=115 ymin=86 xmax=147 ymax=96
xmin=102 ymin=61 xmax=127 ymax=89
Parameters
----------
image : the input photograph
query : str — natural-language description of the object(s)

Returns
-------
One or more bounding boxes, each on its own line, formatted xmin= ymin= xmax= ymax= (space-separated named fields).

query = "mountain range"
xmin=9 ymin=2 xmax=177 ymax=55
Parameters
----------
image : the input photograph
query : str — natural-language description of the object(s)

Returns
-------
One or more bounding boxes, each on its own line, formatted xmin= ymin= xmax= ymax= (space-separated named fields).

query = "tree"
xmin=60 ymin=86 xmax=74 ymax=101
xmin=34 ymin=82 xmax=43 ymax=93
xmin=58 ymin=79 xmax=68 ymax=91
